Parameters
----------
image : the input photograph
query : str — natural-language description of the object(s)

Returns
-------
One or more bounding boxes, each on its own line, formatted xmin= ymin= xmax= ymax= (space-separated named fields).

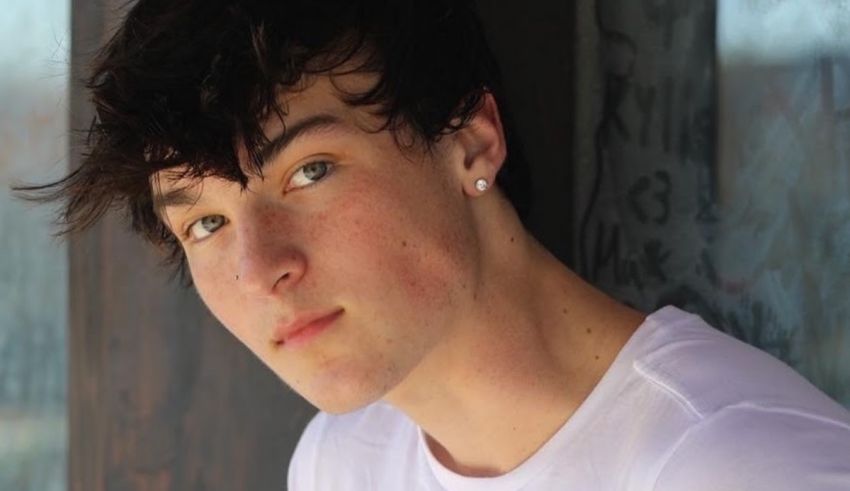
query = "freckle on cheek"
xmin=405 ymin=276 xmax=420 ymax=291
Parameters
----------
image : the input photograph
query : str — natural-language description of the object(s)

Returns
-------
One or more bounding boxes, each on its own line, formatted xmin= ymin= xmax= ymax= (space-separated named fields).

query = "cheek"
xmin=185 ymin=253 xmax=249 ymax=339
xmin=319 ymin=169 xmax=476 ymax=322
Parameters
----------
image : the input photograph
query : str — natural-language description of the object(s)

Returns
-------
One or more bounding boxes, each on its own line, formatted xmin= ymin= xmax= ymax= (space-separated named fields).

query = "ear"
xmin=451 ymin=92 xmax=507 ymax=197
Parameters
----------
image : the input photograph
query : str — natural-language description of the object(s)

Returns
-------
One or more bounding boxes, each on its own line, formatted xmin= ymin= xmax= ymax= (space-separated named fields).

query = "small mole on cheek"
xmin=595 ymin=355 xmax=600 ymax=361
xmin=510 ymin=236 xmax=515 ymax=243
xmin=402 ymin=240 xmax=408 ymax=247
xmin=586 ymin=328 xmax=592 ymax=334
xmin=562 ymin=308 xmax=567 ymax=315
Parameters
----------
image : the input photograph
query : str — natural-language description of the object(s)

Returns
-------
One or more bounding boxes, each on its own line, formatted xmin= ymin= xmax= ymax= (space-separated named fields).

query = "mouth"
xmin=273 ymin=308 xmax=344 ymax=351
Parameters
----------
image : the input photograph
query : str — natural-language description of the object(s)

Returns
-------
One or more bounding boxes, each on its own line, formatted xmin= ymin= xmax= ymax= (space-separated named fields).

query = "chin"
xmin=296 ymin=368 xmax=403 ymax=415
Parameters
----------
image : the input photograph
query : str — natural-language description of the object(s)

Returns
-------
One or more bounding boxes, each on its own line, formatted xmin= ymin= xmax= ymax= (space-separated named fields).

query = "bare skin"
xmin=154 ymin=70 xmax=646 ymax=478
xmin=387 ymin=199 xmax=645 ymax=476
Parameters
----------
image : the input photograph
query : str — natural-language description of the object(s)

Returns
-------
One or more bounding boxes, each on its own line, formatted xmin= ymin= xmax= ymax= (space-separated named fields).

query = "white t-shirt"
xmin=287 ymin=306 xmax=850 ymax=490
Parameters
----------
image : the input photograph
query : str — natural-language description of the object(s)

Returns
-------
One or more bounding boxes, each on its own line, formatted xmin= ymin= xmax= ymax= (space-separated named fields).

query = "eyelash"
xmin=180 ymin=159 xmax=336 ymax=242
xmin=285 ymin=159 xmax=335 ymax=191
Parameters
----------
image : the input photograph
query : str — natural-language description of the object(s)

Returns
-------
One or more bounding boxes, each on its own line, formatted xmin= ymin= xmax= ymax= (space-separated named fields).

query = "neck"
xmin=382 ymin=203 xmax=645 ymax=477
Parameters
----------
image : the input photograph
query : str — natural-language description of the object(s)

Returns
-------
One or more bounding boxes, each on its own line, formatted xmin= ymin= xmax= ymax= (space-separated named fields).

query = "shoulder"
xmin=652 ymin=405 xmax=850 ymax=490
xmin=287 ymin=402 xmax=418 ymax=490
xmin=633 ymin=307 xmax=850 ymax=490
xmin=635 ymin=306 xmax=850 ymax=422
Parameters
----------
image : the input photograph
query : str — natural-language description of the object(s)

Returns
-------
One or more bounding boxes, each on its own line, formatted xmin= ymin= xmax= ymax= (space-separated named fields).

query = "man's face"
xmin=155 ymin=73 xmax=482 ymax=413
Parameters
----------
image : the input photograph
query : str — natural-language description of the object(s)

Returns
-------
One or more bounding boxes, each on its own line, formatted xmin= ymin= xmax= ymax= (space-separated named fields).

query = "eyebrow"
xmin=152 ymin=113 xmax=345 ymax=213
xmin=152 ymin=185 xmax=201 ymax=211
xmin=260 ymin=113 xmax=344 ymax=164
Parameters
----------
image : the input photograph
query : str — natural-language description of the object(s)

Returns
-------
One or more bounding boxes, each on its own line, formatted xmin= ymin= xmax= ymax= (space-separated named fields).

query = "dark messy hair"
xmin=18 ymin=0 xmax=531 ymax=282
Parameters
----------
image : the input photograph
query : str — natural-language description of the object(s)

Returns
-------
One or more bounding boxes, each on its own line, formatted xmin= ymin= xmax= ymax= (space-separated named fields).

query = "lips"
xmin=272 ymin=308 xmax=344 ymax=348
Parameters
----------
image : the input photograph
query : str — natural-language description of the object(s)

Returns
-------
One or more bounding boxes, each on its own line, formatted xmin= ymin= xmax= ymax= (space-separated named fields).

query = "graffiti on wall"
xmin=579 ymin=0 xmax=850 ymax=405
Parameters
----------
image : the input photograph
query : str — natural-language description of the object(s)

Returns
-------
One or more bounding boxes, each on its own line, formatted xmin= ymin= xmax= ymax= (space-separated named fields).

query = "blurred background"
xmin=0 ymin=1 xmax=68 ymax=490
xmin=1 ymin=0 xmax=848 ymax=490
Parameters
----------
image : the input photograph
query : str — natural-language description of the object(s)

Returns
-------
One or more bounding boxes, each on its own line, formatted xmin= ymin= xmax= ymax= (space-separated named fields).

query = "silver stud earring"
xmin=474 ymin=178 xmax=489 ymax=192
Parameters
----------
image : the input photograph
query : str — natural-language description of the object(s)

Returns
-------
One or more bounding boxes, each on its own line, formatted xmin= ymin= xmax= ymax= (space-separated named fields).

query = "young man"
xmin=27 ymin=0 xmax=850 ymax=489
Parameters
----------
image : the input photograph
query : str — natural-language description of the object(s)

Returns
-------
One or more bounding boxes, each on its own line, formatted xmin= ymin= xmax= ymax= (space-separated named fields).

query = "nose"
xmin=234 ymin=211 xmax=306 ymax=296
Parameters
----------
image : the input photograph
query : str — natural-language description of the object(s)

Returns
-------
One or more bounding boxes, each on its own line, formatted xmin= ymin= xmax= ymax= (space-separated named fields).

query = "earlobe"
xmin=454 ymin=91 xmax=507 ymax=197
